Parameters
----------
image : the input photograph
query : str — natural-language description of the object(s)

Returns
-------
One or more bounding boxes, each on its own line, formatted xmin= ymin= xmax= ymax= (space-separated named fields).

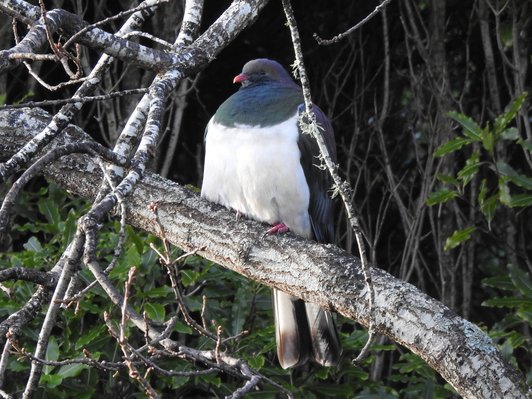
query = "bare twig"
xmin=62 ymin=1 xmax=170 ymax=50
xmin=38 ymin=0 xmax=82 ymax=79
xmin=0 ymin=88 xmax=148 ymax=110
xmin=314 ymin=0 xmax=395 ymax=45
xmin=178 ymin=347 xmax=294 ymax=399
xmin=6 ymin=337 xmax=123 ymax=371
xmin=281 ymin=0 xmax=376 ymax=363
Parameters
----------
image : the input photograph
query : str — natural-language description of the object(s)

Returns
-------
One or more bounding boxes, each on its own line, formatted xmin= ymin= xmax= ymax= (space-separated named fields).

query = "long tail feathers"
xmin=273 ymin=289 xmax=341 ymax=368
xmin=305 ymin=302 xmax=342 ymax=367
xmin=273 ymin=289 xmax=310 ymax=369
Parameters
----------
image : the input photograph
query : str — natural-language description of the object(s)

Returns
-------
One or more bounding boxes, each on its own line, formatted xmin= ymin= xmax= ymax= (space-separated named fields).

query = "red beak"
xmin=233 ymin=73 xmax=248 ymax=84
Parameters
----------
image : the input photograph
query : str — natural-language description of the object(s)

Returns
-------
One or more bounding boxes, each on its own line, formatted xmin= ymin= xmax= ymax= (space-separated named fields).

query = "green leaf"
xmin=507 ymin=194 xmax=532 ymax=207
xmin=426 ymin=189 xmax=458 ymax=206
xmin=125 ymin=245 xmax=141 ymax=266
xmin=498 ymin=177 xmax=512 ymax=206
xmin=448 ymin=111 xmax=483 ymax=141
xmin=247 ymin=355 xmax=265 ymax=370
xmin=518 ymin=138 xmax=532 ymax=152
xmin=173 ymin=320 xmax=193 ymax=334
xmin=75 ymin=325 xmax=107 ymax=349
xmin=478 ymin=179 xmax=497 ymax=225
xmin=127 ymin=225 xmax=145 ymax=255
xmin=482 ymin=275 xmax=515 ymax=291
xmin=482 ymin=131 xmax=494 ymax=152
xmin=231 ymin=285 xmax=251 ymax=335
xmin=444 ymin=226 xmax=476 ymax=251
xmin=494 ymin=92 xmax=528 ymax=134
xmin=44 ymin=336 xmax=59 ymax=375
xmin=144 ymin=303 xmax=166 ymax=323
xmin=143 ymin=286 xmax=173 ymax=298
xmin=40 ymin=373 xmax=63 ymax=388
xmin=496 ymin=161 xmax=532 ymax=190
xmin=181 ymin=270 xmax=201 ymax=287
xmin=434 ymin=137 xmax=472 ymax=157
xmin=500 ymin=127 xmax=520 ymax=140
xmin=517 ymin=309 xmax=532 ymax=324
xmin=63 ymin=209 xmax=78 ymax=248
xmin=480 ymin=195 xmax=497 ymax=225
xmin=314 ymin=366 xmax=331 ymax=380
xmin=23 ymin=236 xmax=42 ymax=252
xmin=38 ymin=197 xmax=61 ymax=228
xmin=482 ymin=296 xmax=532 ymax=308
xmin=478 ymin=178 xmax=488 ymax=204
xmin=508 ymin=265 xmax=532 ymax=298
xmin=457 ymin=152 xmax=481 ymax=186
xmin=57 ymin=363 xmax=88 ymax=379
xmin=436 ymin=174 xmax=460 ymax=186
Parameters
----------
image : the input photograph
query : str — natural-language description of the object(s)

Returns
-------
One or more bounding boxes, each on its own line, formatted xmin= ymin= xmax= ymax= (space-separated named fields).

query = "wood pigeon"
xmin=201 ymin=58 xmax=341 ymax=368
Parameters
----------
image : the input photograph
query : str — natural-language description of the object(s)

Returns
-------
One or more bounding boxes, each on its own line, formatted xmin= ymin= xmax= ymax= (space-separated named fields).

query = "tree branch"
xmin=0 ymin=107 xmax=528 ymax=398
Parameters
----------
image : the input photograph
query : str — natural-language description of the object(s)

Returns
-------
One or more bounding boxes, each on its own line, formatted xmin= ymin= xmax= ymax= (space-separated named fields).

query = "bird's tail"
xmin=305 ymin=302 xmax=342 ymax=367
xmin=273 ymin=289 xmax=342 ymax=369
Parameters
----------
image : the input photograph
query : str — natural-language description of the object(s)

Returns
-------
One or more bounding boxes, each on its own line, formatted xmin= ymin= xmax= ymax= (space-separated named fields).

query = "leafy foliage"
xmin=482 ymin=265 xmax=532 ymax=385
xmin=428 ymin=92 xmax=531 ymax=248
xmin=0 ymin=182 xmax=464 ymax=397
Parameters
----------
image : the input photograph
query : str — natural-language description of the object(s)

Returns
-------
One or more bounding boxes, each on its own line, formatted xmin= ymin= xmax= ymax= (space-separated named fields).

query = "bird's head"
xmin=233 ymin=59 xmax=294 ymax=87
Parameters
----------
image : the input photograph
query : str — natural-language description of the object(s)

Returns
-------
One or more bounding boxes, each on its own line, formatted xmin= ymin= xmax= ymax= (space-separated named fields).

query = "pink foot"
xmin=264 ymin=222 xmax=289 ymax=236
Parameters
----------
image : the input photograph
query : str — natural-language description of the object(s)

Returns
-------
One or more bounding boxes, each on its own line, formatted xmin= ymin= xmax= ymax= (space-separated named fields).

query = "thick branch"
xmin=0 ymin=107 xmax=529 ymax=398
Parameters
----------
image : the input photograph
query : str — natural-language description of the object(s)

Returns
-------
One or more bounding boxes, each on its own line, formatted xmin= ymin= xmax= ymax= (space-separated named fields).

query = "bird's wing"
xmin=297 ymin=104 xmax=337 ymax=243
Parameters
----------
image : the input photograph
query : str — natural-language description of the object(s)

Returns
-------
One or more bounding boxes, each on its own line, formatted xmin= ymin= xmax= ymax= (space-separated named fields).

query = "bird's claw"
xmin=262 ymin=222 xmax=289 ymax=238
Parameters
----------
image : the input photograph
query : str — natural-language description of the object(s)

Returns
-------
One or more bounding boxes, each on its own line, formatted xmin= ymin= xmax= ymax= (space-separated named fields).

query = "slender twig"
xmin=0 ymin=340 xmax=11 ymax=388
xmin=62 ymin=1 xmax=169 ymax=50
xmin=178 ymin=347 xmax=294 ymax=399
xmin=6 ymin=52 xmax=57 ymax=61
xmin=227 ymin=374 xmax=262 ymax=399
xmin=314 ymin=0 xmax=395 ymax=45
xmin=7 ymin=338 xmax=123 ymax=371
xmin=11 ymin=15 xmax=86 ymax=91
xmin=122 ymin=31 xmax=174 ymax=49
xmin=282 ymin=0 xmax=376 ymax=362
xmin=215 ymin=325 xmax=223 ymax=364
xmin=116 ymin=268 xmax=160 ymax=399
xmin=0 ymin=88 xmax=149 ymax=110
xmin=38 ymin=0 xmax=81 ymax=79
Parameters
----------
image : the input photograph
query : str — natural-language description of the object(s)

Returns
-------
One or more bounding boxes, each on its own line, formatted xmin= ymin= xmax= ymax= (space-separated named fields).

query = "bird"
xmin=201 ymin=58 xmax=341 ymax=369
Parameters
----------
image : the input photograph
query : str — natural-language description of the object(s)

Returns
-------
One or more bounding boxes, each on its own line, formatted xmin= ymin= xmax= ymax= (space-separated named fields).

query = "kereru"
xmin=201 ymin=58 xmax=341 ymax=368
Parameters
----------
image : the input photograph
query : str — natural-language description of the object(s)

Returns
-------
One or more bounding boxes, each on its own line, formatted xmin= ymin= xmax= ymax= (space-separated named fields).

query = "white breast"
xmin=201 ymin=114 xmax=311 ymax=238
